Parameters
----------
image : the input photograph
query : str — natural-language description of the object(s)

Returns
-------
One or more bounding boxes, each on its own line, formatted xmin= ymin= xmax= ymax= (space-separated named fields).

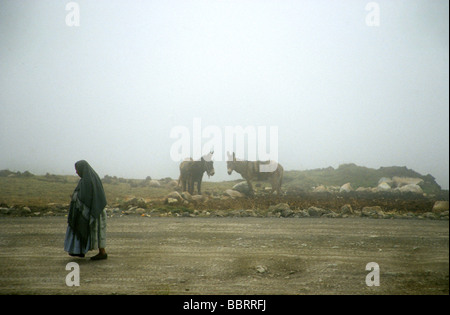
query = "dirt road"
xmin=0 ymin=216 xmax=448 ymax=295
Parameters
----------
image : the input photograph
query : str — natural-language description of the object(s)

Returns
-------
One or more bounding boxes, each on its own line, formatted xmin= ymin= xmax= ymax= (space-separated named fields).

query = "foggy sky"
xmin=0 ymin=0 xmax=449 ymax=188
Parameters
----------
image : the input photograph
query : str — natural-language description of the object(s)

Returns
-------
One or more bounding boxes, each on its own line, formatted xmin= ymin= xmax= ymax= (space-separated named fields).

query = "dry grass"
xmin=0 ymin=176 xmax=78 ymax=206
xmin=0 ymin=175 xmax=232 ymax=207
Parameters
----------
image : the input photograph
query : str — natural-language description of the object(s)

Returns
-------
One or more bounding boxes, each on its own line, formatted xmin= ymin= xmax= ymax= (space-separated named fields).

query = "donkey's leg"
xmin=270 ymin=176 xmax=277 ymax=195
xmin=188 ymin=178 xmax=194 ymax=195
xmin=246 ymin=180 xmax=255 ymax=196
xmin=197 ymin=179 xmax=202 ymax=195
xmin=277 ymin=177 xmax=282 ymax=195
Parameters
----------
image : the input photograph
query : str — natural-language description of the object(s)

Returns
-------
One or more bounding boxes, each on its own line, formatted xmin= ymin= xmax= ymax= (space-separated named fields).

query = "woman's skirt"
xmin=64 ymin=209 xmax=107 ymax=255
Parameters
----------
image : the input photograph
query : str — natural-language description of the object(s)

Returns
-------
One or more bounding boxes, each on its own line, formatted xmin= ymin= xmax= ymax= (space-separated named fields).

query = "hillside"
xmin=282 ymin=163 xmax=442 ymax=195
xmin=0 ymin=164 xmax=446 ymax=208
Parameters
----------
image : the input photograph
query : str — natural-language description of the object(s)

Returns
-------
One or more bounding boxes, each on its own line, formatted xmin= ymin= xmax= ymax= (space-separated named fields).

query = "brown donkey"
xmin=226 ymin=152 xmax=283 ymax=195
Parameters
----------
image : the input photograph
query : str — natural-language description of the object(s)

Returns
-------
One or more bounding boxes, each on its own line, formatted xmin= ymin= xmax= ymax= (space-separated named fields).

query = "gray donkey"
xmin=178 ymin=152 xmax=215 ymax=195
xmin=226 ymin=152 xmax=283 ymax=195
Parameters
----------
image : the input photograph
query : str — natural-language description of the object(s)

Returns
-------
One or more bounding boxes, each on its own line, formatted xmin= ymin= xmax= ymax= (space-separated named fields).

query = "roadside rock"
xmin=268 ymin=203 xmax=293 ymax=217
xmin=124 ymin=197 xmax=147 ymax=208
xmin=423 ymin=212 xmax=438 ymax=220
xmin=166 ymin=191 xmax=183 ymax=203
xmin=323 ymin=211 xmax=340 ymax=218
xmin=0 ymin=207 xmax=9 ymax=215
xmin=269 ymin=203 xmax=290 ymax=212
xmin=232 ymin=181 xmax=251 ymax=195
xmin=180 ymin=191 xmax=193 ymax=202
xmin=230 ymin=209 xmax=257 ymax=217
xmin=224 ymin=189 xmax=245 ymax=199
xmin=432 ymin=201 xmax=449 ymax=214
xmin=340 ymin=204 xmax=354 ymax=215
xmin=295 ymin=210 xmax=310 ymax=218
xmin=307 ymin=206 xmax=331 ymax=217
xmin=106 ymin=207 xmax=121 ymax=215
xmin=361 ymin=206 xmax=384 ymax=219
xmin=20 ymin=207 xmax=32 ymax=215
xmin=439 ymin=210 xmax=449 ymax=220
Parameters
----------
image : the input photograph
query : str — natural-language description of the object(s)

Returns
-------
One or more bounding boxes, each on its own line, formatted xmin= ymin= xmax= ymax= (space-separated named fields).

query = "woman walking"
xmin=64 ymin=160 xmax=108 ymax=260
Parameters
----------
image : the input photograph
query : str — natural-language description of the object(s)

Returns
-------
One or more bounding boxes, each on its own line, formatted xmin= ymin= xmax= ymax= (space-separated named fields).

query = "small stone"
xmin=256 ymin=265 xmax=267 ymax=274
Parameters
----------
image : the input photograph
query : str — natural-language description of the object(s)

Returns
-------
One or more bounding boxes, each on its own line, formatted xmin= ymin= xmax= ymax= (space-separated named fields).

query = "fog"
xmin=0 ymin=0 xmax=448 ymax=188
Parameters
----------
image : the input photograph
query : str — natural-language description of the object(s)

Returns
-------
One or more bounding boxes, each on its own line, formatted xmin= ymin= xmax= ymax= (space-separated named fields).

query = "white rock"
xmin=378 ymin=177 xmax=393 ymax=185
xmin=232 ymin=181 xmax=251 ymax=194
xmin=377 ymin=182 xmax=391 ymax=192
xmin=181 ymin=191 xmax=193 ymax=201
xmin=256 ymin=265 xmax=267 ymax=274
xmin=148 ymin=180 xmax=161 ymax=187
xmin=166 ymin=191 xmax=183 ymax=202
xmin=224 ymin=189 xmax=245 ymax=199
xmin=339 ymin=183 xmax=353 ymax=193
xmin=313 ymin=185 xmax=328 ymax=192
xmin=398 ymin=184 xmax=423 ymax=194
xmin=393 ymin=176 xmax=423 ymax=187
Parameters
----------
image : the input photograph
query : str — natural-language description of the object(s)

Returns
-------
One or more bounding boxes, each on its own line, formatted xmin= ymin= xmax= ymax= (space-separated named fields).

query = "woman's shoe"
xmin=69 ymin=253 xmax=85 ymax=258
xmin=90 ymin=253 xmax=107 ymax=261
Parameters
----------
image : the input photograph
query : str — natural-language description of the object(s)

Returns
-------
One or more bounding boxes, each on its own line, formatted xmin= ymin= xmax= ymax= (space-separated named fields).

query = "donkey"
xmin=226 ymin=152 xmax=283 ymax=195
xmin=178 ymin=157 xmax=193 ymax=190
xmin=179 ymin=152 xmax=215 ymax=195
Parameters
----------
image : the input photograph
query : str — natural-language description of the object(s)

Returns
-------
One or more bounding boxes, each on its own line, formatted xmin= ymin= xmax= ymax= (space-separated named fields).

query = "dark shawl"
xmin=68 ymin=160 xmax=107 ymax=249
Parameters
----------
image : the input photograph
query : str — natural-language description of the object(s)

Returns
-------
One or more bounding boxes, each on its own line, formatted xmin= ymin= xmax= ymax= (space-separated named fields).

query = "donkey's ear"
xmin=233 ymin=152 xmax=236 ymax=161
xmin=227 ymin=151 xmax=232 ymax=161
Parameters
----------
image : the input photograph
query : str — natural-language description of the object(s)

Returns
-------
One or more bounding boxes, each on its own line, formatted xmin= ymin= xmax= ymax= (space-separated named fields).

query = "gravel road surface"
xmin=0 ymin=216 xmax=448 ymax=295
